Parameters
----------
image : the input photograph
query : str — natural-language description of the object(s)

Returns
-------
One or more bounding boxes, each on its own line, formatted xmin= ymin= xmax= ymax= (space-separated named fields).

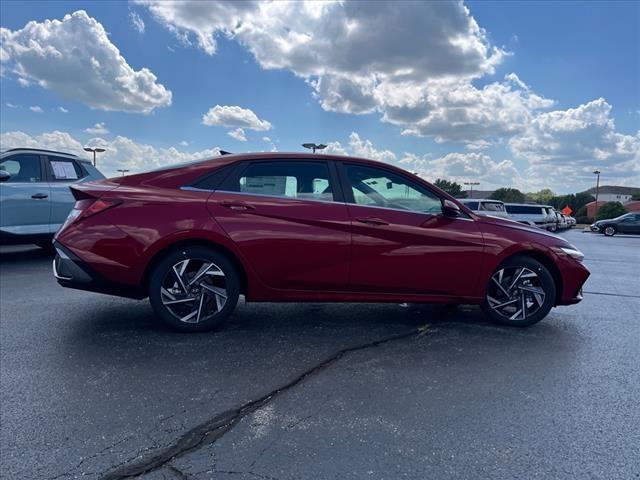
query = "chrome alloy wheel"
xmin=486 ymin=266 xmax=546 ymax=321
xmin=160 ymin=259 xmax=228 ymax=324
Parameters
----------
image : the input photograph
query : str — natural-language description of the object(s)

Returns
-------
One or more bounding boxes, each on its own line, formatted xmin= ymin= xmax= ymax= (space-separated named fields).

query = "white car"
xmin=504 ymin=203 xmax=555 ymax=230
xmin=459 ymin=199 xmax=510 ymax=219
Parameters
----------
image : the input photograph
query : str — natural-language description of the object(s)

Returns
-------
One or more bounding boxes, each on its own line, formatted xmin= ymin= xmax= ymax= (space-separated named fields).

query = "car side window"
xmin=0 ymin=154 xmax=42 ymax=182
xmin=47 ymin=156 xmax=83 ymax=181
xmin=344 ymin=164 xmax=442 ymax=214
xmin=234 ymin=161 xmax=334 ymax=201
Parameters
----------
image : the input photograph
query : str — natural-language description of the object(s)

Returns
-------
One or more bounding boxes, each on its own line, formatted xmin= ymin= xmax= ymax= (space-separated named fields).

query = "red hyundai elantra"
xmin=53 ymin=153 xmax=589 ymax=332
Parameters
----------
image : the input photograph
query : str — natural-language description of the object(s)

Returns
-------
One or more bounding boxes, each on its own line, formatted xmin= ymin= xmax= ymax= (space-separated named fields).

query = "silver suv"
xmin=459 ymin=199 xmax=510 ymax=219
xmin=504 ymin=203 xmax=556 ymax=230
xmin=0 ymin=148 xmax=104 ymax=248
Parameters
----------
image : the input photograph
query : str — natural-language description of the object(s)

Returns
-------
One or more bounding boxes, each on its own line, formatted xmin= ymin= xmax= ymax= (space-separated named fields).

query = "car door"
xmin=44 ymin=155 xmax=87 ymax=233
xmin=207 ymin=160 xmax=351 ymax=291
xmin=339 ymin=162 xmax=485 ymax=298
xmin=0 ymin=153 xmax=51 ymax=236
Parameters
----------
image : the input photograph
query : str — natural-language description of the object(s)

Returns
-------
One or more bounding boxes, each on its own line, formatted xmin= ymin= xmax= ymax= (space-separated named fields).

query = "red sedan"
xmin=53 ymin=153 xmax=589 ymax=332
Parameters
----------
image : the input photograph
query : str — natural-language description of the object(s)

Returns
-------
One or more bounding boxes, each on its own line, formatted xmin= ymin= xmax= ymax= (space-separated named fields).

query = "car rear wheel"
xmin=149 ymin=246 xmax=240 ymax=332
xmin=482 ymin=255 xmax=556 ymax=327
xmin=604 ymin=226 xmax=616 ymax=236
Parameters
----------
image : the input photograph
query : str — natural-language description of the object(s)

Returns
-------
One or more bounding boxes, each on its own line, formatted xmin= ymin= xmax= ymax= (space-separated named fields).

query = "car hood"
xmin=476 ymin=214 xmax=566 ymax=242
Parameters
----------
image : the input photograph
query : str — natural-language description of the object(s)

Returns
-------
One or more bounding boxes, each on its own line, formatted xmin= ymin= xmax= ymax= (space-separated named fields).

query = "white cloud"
xmin=227 ymin=127 xmax=247 ymax=142
xmin=29 ymin=105 xmax=43 ymax=113
xmin=202 ymin=105 xmax=272 ymax=131
xmin=0 ymin=10 xmax=171 ymax=113
xmin=0 ymin=130 xmax=222 ymax=178
xmin=84 ymin=122 xmax=109 ymax=135
xmin=325 ymin=132 xmax=396 ymax=163
xmin=6 ymin=103 xmax=19 ymax=108
xmin=261 ymin=136 xmax=277 ymax=152
xmin=129 ymin=11 xmax=146 ymax=33
xmin=138 ymin=1 xmax=506 ymax=129
xmin=58 ymin=106 xmax=69 ymax=113
xmin=179 ymin=140 xmax=189 ymax=146
xmin=510 ymin=98 xmax=640 ymax=188
xmin=401 ymin=151 xmax=525 ymax=190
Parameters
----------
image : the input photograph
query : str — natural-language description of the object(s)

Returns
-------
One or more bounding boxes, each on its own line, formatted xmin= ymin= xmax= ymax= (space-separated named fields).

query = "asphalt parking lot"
xmin=1 ymin=229 xmax=638 ymax=480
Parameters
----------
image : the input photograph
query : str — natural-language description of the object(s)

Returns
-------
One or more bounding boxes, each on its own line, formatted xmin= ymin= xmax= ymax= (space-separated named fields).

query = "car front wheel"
xmin=604 ymin=226 xmax=617 ymax=236
xmin=149 ymin=246 xmax=240 ymax=332
xmin=482 ymin=255 xmax=556 ymax=327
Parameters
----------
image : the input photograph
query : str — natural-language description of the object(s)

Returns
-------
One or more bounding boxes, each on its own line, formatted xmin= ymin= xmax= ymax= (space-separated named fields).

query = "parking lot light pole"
xmin=83 ymin=147 xmax=106 ymax=167
xmin=464 ymin=181 xmax=480 ymax=199
xmin=117 ymin=169 xmax=130 ymax=176
xmin=302 ymin=143 xmax=327 ymax=154
xmin=593 ymin=170 xmax=601 ymax=217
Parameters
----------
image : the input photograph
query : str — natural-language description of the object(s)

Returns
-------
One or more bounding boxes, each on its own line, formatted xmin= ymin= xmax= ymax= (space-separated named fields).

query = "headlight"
xmin=558 ymin=246 xmax=585 ymax=262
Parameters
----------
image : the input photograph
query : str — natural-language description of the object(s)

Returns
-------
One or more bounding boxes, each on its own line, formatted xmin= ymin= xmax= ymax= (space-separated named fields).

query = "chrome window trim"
xmin=213 ymin=189 xmax=345 ymax=206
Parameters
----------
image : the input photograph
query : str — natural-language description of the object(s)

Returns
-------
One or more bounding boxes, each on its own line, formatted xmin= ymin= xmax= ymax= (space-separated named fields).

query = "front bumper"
xmin=590 ymin=224 xmax=602 ymax=232
xmin=53 ymin=242 xmax=145 ymax=299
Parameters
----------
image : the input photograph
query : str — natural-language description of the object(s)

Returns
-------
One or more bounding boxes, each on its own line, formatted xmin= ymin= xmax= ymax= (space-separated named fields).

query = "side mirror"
xmin=0 ymin=170 xmax=11 ymax=182
xmin=442 ymin=199 xmax=462 ymax=217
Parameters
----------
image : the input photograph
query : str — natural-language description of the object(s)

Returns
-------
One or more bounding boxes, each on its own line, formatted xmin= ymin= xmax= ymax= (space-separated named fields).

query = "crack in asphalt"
xmin=584 ymin=290 xmax=640 ymax=299
xmin=99 ymin=326 xmax=429 ymax=479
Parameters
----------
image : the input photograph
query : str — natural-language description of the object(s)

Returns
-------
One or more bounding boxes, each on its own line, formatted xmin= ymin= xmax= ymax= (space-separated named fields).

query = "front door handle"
xmin=220 ymin=201 xmax=255 ymax=211
xmin=31 ymin=193 xmax=48 ymax=199
xmin=355 ymin=217 xmax=389 ymax=226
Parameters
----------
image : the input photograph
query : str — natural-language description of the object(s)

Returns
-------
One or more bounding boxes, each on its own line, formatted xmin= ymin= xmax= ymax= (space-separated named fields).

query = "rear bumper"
xmin=53 ymin=241 xmax=146 ymax=299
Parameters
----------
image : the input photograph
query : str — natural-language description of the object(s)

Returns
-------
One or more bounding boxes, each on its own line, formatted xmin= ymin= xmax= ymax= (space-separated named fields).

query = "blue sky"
xmin=1 ymin=1 xmax=638 ymax=192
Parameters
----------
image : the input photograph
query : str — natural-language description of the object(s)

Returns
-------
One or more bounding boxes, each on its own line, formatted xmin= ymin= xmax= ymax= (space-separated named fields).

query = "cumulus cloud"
xmin=0 ymin=10 xmax=171 ymax=113
xmin=6 ymin=103 xmax=19 ymax=108
xmin=0 ymin=130 xmax=222 ymax=178
xmin=138 ymin=1 xmax=506 ymax=130
xmin=179 ymin=140 xmax=189 ymax=146
xmin=325 ymin=132 xmax=396 ymax=163
xmin=129 ymin=11 xmax=146 ymax=33
xmin=227 ymin=127 xmax=247 ymax=142
xmin=29 ymin=105 xmax=43 ymax=113
xmin=510 ymin=98 xmax=640 ymax=187
xmin=84 ymin=122 xmax=109 ymax=135
xmin=402 ymin=151 xmax=525 ymax=189
xmin=58 ymin=106 xmax=69 ymax=113
xmin=202 ymin=105 xmax=272 ymax=131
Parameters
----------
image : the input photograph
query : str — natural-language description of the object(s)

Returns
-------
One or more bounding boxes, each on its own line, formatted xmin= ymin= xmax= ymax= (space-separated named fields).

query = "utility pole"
xmin=83 ymin=147 xmax=106 ymax=167
xmin=117 ymin=169 xmax=130 ymax=176
xmin=593 ymin=169 xmax=601 ymax=218
xmin=464 ymin=181 xmax=480 ymax=199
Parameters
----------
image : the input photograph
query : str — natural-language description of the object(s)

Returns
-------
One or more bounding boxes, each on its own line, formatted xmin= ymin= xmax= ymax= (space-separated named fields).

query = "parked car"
xmin=459 ymin=199 xmax=510 ymax=219
xmin=0 ymin=148 xmax=104 ymax=248
xmin=504 ymin=203 xmax=555 ymax=230
xmin=563 ymin=214 xmax=576 ymax=228
xmin=590 ymin=213 xmax=640 ymax=236
xmin=53 ymin=152 xmax=589 ymax=331
xmin=555 ymin=211 xmax=568 ymax=230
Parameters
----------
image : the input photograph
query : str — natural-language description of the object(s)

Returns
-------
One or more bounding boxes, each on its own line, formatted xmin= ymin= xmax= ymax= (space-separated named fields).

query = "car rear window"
xmin=234 ymin=161 xmax=334 ymax=201
xmin=505 ymin=205 xmax=544 ymax=215
xmin=480 ymin=202 xmax=505 ymax=212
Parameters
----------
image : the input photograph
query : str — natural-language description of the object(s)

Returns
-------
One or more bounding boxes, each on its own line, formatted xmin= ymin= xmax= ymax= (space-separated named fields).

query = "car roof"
xmin=0 ymin=147 xmax=92 ymax=164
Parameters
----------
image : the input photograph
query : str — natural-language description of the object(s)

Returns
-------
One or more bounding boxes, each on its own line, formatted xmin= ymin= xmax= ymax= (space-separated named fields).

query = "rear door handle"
xmin=220 ymin=201 xmax=255 ymax=211
xmin=31 ymin=193 xmax=48 ymax=199
xmin=355 ymin=217 xmax=389 ymax=226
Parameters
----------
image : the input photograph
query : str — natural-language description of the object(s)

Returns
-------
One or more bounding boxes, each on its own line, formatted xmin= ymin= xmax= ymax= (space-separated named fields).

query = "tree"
xmin=574 ymin=192 xmax=595 ymax=212
xmin=433 ymin=179 xmax=466 ymax=198
xmin=596 ymin=202 xmax=627 ymax=221
xmin=528 ymin=189 xmax=556 ymax=204
xmin=489 ymin=188 xmax=525 ymax=203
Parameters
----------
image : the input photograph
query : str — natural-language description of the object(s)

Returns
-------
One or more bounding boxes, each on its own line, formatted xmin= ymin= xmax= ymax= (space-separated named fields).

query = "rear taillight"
xmin=62 ymin=199 xmax=120 ymax=230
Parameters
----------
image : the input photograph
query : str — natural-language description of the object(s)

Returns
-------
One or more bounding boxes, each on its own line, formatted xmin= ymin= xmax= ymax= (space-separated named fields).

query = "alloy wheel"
xmin=486 ymin=266 xmax=546 ymax=321
xmin=160 ymin=258 xmax=228 ymax=323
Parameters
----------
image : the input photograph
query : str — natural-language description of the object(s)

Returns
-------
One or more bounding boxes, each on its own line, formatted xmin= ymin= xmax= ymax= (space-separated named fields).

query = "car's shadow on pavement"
xmin=0 ymin=244 xmax=54 ymax=263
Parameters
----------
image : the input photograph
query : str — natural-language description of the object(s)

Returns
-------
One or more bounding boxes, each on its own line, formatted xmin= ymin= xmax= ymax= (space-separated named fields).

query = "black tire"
xmin=603 ymin=225 xmax=616 ymax=237
xmin=148 ymin=246 xmax=240 ymax=332
xmin=481 ymin=255 xmax=556 ymax=327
